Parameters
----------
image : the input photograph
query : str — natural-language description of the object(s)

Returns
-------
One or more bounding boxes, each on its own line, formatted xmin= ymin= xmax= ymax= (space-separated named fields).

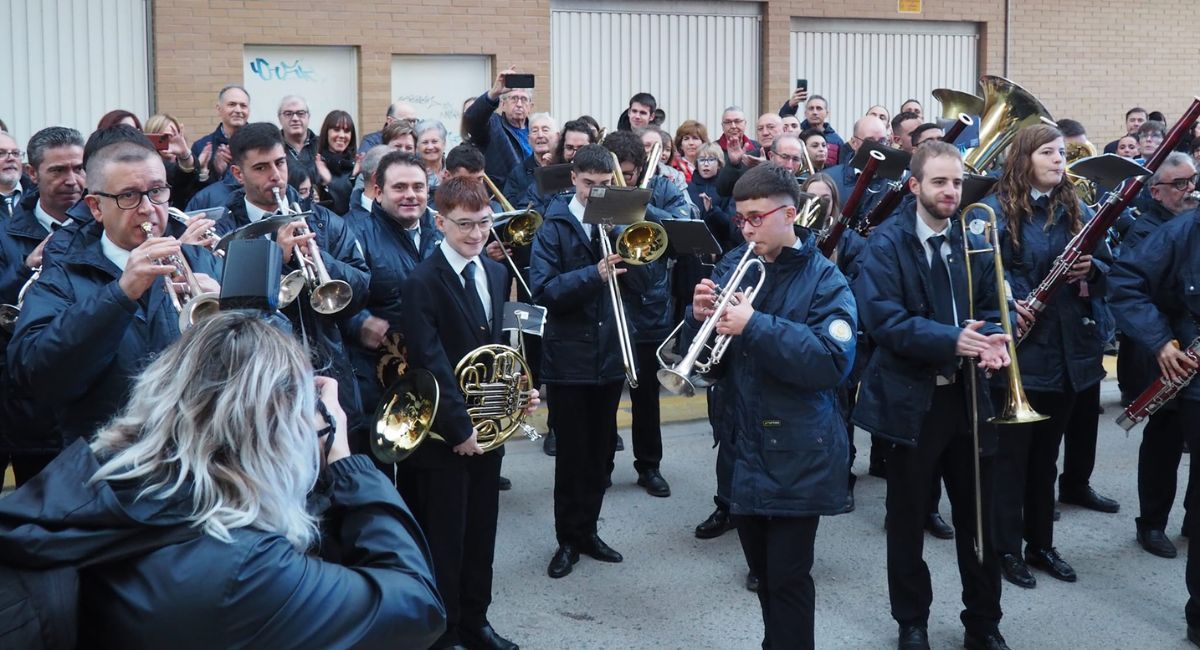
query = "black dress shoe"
xmin=1060 ymin=486 xmax=1119 ymax=513
xmin=498 ymin=476 xmax=512 ymax=491
xmin=542 ymin=430 xmax=556 ymax=456
xmin=998 ymin=553 xmax=1036 ymax=589
xmin=844 ymin=491 xmax=856 ymax=513
xmin=1137 ymin=528 xmax=1178 ymax=558
xmin=897 ymin=623 xmax=930 ymax=650
xmin=1025 ymin=546 xmax=1077 ymax=582
xmin=964 ymin=630 xmax=1010 ymax=650
xmin=459 ymin=623 xmax=519 ymax=650
xmin=925 ymin=513 xmax=955 ymax=539
xmin=637 ymin=469 xmax=671 ymax=497
xmin=615 ymin=434 xmax=625 ymax=451
xmin=745 ymin=572 xmax=759 ymax=592
xmin=578 ymin=534 xmax=623 ymax=562
xmin=547 ymin=545 xmax=578 ymax=578
xmin=695 ymin=508 xmax=733 ymax=539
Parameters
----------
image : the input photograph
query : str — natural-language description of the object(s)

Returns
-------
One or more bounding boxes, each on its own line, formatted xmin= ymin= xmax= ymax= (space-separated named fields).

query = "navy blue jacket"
xmin=502 ymin=154 xmax=541 ymax=204
xmin=529 ymin=200 xmax=625 ymax=385
xmin=1110 ymin=208 xmax=1200 ymax=403
xmin=217 ymin=190 xmax=370 ymax=428
xmin=1114 ymin=200 xmax=1178 ymax=394
xmin=979 ymin=194 xmax=1109 ymax=394
xmin=824 ymin=163 xmax=889 ymax=227
xmin=682 ymin=236 xmax=856 ymax=517
xmin=190 ymin=123 xmax=233 ymax=186
xmin=344 ymin=203 xmax=443 ymax=412
xmin=343 ymin=187 xmax=372 ymax=226
xmin=0 ymin=443 xmax=445 ymax=649
xmin=185 ymin=174 xmax=241 ymax=212
xmin=399 ymin=247 xmax=508 ymax=451
xmin=7 ymin=221 xmax=222 ymax=444
xmin=851 ymin=205 xmax=1005 ymax=448
xmin=463 ymin=92 xmax=528 ymax=190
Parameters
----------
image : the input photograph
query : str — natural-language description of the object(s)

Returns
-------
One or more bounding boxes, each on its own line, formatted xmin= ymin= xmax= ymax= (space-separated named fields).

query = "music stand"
xmin=502 ymin=301 xmax=547 ymax=336
xmin=215 ymin=212 xmax=306 ymax=255
xmin=661 ymin=219 xmax=722 ymax=257
xmin=1070 ymin=154 xmax=1152 ymax=190
xmin=582 ymin=187 xmax=651 ymax=226
xmin=961 ymin=174 xmax=999 ymax=207
xmin=534 ymin=163 xmax=574 ymax=196
xmin=853 ymin=140 xmax=911 ymax=181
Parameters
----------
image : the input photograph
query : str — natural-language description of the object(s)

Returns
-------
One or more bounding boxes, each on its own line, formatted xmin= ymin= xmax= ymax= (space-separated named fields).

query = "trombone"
xmin=959 ymin=202 xmax=1048 ymax=564
xmin=138 ymin=222 xmax=221 ymax=332
xmin=272 ymin=188 xmax=353 ymax=314
xmin=656 ymin=245 xmax=766 ymax=396
xmin=0 ymin=267 xmax=41 ymax=334
xmin=481 ymin=173 xmax=542 ymax=298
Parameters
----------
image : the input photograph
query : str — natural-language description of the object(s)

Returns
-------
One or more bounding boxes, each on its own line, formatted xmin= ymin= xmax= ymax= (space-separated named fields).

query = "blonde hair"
xmin=91 ymin=312 xmax=322 ymax=550
xmin=144 ymin=113 xmax=181 ymax=135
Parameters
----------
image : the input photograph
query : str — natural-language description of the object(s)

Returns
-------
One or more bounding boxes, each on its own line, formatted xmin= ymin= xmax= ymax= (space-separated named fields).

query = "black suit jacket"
xmin=399 ymin=246 xmax=507 ymax=451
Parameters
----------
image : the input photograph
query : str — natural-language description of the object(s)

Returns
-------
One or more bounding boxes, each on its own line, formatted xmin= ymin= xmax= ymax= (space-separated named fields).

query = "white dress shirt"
xmin=33 ymin=201 xmax=67 ymax=235
xmin=568 ymin=195 xmax=594 ymax=239
xmin=100 ymin=232 xmax=132 ymax=271
xmin=440 ymin=239 xmax=491 ymax=324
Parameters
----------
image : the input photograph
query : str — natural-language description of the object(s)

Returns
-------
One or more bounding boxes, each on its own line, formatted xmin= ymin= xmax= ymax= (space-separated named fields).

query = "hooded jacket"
xmin=0 ymin=441 xmax=446 ymax=649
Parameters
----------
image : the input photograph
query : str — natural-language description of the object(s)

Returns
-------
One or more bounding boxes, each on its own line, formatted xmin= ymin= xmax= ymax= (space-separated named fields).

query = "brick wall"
xmin=152 ymin=0 xmax=1197 ymax=147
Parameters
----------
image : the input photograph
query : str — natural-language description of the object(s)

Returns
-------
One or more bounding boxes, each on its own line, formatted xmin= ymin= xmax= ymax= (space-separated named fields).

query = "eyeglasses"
xmin=772 ymin=152 xmax=804 ymax=164
xmin=697 ymin=157 xmax=720 ymax=164
xmin=504 ymin=95 xmax=531 ymax=104
xmin=0 ymin=149 xmax=22 ymax=160
xmin=564 ymin=144 xmax=584 ymax=153
xmin=1155 ymin=174 xmax=1199 ymax=191
xmin=732 ymin=204 xmax=788 ymax=228
xmin=447 ymin=216 xmax=494 ymax=233
xmin=297 ymin=185 xmax=313 ymax=198
xmin=280 ymin=110 xmax=309 ymax=120
xmin=92 ymin=185 xmax=172 ymax=210
xmin=722 ymin=118 xmax=746 ymax=126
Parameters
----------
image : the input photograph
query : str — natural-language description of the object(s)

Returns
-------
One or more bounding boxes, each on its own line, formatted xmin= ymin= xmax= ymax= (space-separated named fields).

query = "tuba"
xmin=372 ymin=344 xmax=539 ymax=463
xmin=932 ymin=88 xmax=985 ymax=121
xmin=962 ymin=76 xmax=1055 ymax=174
xmin=1065 ymin=141 xmax=1099 ymax=207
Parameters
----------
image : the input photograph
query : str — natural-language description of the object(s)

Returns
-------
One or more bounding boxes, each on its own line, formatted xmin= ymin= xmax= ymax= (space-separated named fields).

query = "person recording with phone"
xmin=464 ymin=67 xmax=535 ymax=190
xmin=0 ymin=311 xmax=446 ymax=649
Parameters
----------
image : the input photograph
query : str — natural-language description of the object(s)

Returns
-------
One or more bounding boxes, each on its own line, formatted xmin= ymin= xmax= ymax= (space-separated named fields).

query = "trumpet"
xmin=0 ymin=267 xmax=41 ymax=334
xmin=794 ymin=192 xmax=828 ymax=229
xmin=372 ymin=344 xmax=539 ymax=463
xmin=138 ymin=222 xmax=221 ymax=332
xmin=167 ymin=207 xmax=222 ymax=256
xmin=656 ymin=245 xmax=766 ymax=396
xmin=960 ymin=202 xmax=1047 ymax=563
xmin=272 ymin=188 xmax=353 ymax=314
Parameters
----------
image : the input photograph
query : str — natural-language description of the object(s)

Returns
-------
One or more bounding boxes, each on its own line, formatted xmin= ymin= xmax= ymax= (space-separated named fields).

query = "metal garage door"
xmin=790 ymin=17 xmax=978 ymax=137
xmin=1 ymin=0 xmax=151 ymax=147
xmin=551 ymin=0 xmax=761 ymax=137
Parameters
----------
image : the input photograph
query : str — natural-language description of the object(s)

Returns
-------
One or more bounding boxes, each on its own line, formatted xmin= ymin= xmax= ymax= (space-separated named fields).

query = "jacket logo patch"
xmin=763 ymin=419 xmax=781 ymax=427
xmin=829 ymin=319 xmax=853 ymax=343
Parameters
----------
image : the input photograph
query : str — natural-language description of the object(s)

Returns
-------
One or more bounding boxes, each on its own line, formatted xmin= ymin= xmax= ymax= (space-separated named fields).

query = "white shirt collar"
xmin=244 ymin=198 xmax=273 ymax=223
xmin=360 ymin=192 xmax=373 ymax=213
xmin=1030 ymin=188 xmax=1050 ymax=201
xmin=33 ymin=200 xmax=67 ymax=234
xmin=791 ymin=236 xmax=804 ymax=251
xmin=100 ymin=231 xmax=131 ymax=271
xmin=914 ymin=211 xmax=950 ymax=242
xmin=2 ymin=184 xmax=22 ymax=203
xmin=568 ymin=195 xmax=593 ymax=236
xmin=439 ymin=238 xmax=480 ymax=275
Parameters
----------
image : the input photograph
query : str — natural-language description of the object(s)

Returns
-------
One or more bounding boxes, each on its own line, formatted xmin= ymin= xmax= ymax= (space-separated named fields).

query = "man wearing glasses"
xmin=278 ymin=95 xmax=318 ymax=181
xmin=1113 ymin=151 xmax=1199 ymax=561
xmin=398 ymin=176 xmax=536 ymax=650
xmin=716 ymin=134 xmax=810 ymax=196
xmin=464 ymin=66 xmax=534 ymax=190
xmin=717 ymin=106 xmax=761 ymax=158
xmin=8 ymin=138 xmax=221 ymax=450
xmin=0 ymin=131 xmax=26 ymax=218
xmin=685 ymin=163 xmax=856 ymax=648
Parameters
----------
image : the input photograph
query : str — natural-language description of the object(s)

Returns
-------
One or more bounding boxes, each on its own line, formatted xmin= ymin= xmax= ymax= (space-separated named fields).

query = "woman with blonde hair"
xmin=0 ymin=311 xmax=445 ymax=649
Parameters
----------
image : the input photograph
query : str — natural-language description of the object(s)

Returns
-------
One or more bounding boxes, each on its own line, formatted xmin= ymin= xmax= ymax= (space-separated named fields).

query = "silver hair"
xmin=772 ymin=133 xmax=802 ymax=154
xmin=91 ymin=312 xmax=322 ymax=551
xmin=722 ymin=106 xmax=744 ymax=116
xmin=1148 ymin=151 xmax=1197 ymax=186
xmin=26 ymin=126 xmax=84 ymax=170
xmin=85 ymin=141 xmax=159 ymax=192
xmin=414 ymin=119 xmax=448 ymax=143
xmin=277 ymin=95 xmax=308 ymax=114
xmin=218 ymin=84 xmax=250 ymax=103
xmin=361 ymin=145 xmax=393 ymax=179
xmin=529 ymin=112 xmax=557 ymax=132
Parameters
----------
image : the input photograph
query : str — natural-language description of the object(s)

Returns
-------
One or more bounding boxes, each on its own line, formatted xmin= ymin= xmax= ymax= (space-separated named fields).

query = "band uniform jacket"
xmin=6 ymin=220 xmax=222 ymax=445
xmin=851 ymin=203 xmax=1005 ymax=450
xmin=682 ymin=234 xmax=857 ymax=517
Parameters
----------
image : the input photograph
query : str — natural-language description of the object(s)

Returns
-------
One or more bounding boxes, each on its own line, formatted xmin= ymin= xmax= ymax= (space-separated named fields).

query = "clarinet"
xmin=1021 ymin=97 xmax=1200 ymax=340
xmin=1117 ymin=336 xmax=1200 ymax=431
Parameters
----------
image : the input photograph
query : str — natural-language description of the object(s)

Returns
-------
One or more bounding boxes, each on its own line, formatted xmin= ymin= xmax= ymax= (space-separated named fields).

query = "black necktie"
xmin=927 ymin=235 xmax=956 ymax=327
xmin=461 ymin=261 xmax=489 ymax=332
xmin=590 ymin=223 xmax=603 ymax=258
xmin=410 ymin=229 xmax=422 ymax=256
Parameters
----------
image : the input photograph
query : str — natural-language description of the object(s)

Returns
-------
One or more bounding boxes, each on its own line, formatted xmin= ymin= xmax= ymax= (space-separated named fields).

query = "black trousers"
xmin=991 ymin=389 xmax=1075 ymax=554
xmin=734 ymin=515 xmax=820 ymax=650
xmin=1137 ymin=405 xmax=1199 ymax=532
xmin=627 ymin=342 xmax=664 ymax=473
xmin=0 ymin=452 xmax=56 ymax=488
xmin=887 ymin=384 xmax=1001 ymax=635
xmin=1172 ymin=400 xmax=1200 ymax=628
xmin=552 ymin=382 xmax=623 ymax=545
xmin=397 ymin=450 xmax=501 ymax=648
xmin=1060 ymin=382 xmax=1101 ymax=494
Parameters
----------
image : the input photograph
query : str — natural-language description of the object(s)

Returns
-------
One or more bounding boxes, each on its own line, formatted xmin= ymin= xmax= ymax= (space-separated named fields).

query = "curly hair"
xmin=995 ymin=124 xmax=1082 ymax=255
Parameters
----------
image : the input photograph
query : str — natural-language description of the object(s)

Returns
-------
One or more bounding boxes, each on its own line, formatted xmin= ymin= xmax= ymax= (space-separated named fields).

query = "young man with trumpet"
xmin=8 ymin=137 xmax=222 ymax=447
xmin=853 ymin=141 xmax=1011 ymax=650
xmin=683 ymin=163 xmax=857 ymax=649
xmin=398 ymin=176 xmax=539 ymax=650
xmin=216 ymin=122 xmax=369 ymax=438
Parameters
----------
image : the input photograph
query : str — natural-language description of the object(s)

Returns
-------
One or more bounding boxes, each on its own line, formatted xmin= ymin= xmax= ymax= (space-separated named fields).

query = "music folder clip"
xmin=582 ymin=187 xmax=652 ymax=226
xmin=852 ymin=140 xmax=912 ymax=182
xmin=215 ymin=212 xmax=307 ymax=255
xmin=661 ymin=219 xmax=722 ymax=256
xmin=502 ymin=301 xmax=547 ymax=336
